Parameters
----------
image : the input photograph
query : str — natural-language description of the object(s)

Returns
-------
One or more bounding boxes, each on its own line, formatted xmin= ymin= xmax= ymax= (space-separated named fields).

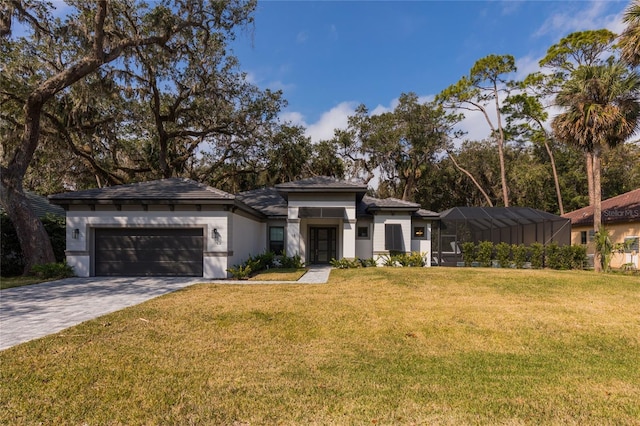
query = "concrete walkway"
xmin=0 ymin=266 xmax=331 ymax=351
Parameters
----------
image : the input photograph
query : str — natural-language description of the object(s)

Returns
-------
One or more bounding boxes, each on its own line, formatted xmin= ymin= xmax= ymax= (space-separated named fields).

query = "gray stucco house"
xmin=49 ymin=176 xmax=437 ymax=278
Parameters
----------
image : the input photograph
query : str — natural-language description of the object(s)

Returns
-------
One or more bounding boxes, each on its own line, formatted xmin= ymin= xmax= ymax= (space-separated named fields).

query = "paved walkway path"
xmin=0 ymin=266 xmax=332 ymax=351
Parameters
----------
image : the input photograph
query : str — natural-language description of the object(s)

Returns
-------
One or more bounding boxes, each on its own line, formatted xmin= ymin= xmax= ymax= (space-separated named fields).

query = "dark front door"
xmin=310 ymin=227 xmax=337 ymax=264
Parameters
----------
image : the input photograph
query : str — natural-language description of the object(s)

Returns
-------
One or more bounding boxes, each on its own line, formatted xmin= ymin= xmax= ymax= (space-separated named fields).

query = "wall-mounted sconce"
xmin=72 ymin=228 xmax=80 ymax=239
xmin=212 ymin=228 xmax=222 ymax=245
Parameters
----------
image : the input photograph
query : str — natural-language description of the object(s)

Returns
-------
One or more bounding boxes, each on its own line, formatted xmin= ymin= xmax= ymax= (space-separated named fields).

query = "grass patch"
xmin=0 ymin=275 xmax=48 ymax=290
xmin=1 ymin=268 xmax=639 ymax=424
xmin=248 ymin=267 xmax=308 ymax=281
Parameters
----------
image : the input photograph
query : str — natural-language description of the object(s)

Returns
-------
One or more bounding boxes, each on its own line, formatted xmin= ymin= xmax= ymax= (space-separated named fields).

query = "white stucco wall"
xmin=411 ymin=220 xmax=432 ymax=267
xmin=229 ymin=211 xmax=266 ymax=270
xmin=64 ymin=205 xmax=233 ymax=279
xmin=355 ymin=220 xmax=373 ymax=259
xmin=372 ymin=213 xmax=412 ymax=257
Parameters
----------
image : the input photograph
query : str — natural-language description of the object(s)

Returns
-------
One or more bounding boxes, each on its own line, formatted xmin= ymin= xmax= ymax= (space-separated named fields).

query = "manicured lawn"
xmin=0 ymin=275 xmax=47 ymax=290
xmin=1 ymin=268 xmax=639 ymax=424
xmin=249 ymin=267 xmax=308 ymax=281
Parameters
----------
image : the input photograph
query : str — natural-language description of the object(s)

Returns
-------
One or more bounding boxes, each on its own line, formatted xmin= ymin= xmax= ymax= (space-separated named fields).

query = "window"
xmin=624 ymin=236 xmax=639 ymax=253
xmin=269 ymin=226 xmax=285 ymax=255
xmin=413 ymin=226 xmax=425 ymax=239
xmin=580 ymin=230 xmax=595 ymax=245
xmin=357 ymin=226 xmax=369 ymax=239
xmin=385 ymin=224 xmax=404 ymax=252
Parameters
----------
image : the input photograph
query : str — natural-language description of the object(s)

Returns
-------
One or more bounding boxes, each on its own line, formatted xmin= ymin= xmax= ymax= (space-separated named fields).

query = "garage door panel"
xmin=95 ymin=228 xmax=203 ymax=277
xmin=96 ymin=260 xmax=203 ymax=276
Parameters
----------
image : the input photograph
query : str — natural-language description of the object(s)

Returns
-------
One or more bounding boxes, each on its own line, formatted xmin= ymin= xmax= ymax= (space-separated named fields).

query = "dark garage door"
xmin=95 ymin=228 xmax=203 ymax=276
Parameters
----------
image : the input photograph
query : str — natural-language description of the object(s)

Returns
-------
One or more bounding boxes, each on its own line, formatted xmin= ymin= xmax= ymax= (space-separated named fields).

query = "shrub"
xmin=530 ymin=242 xmax=544 ymax=269
xmin=512 ymin=244 xmax=528 ymax=269
xmin=545 ymin=242 xmax=561 ymax=270
xmin=227 ymin=263 xmax=254 ymax=279
xmin=495 ymin=242 xmax=512 ymax=268
xmin=330 ymin=258 xmax=361 ymax=269
xmin=461 ymin=242 xmax=476 ymax=266
xmin=280 ymin=253 xmax=304 ymax=269
xmin=359 ymin=257 xmax=378 ymax=267
xmin=30 ymin=262 xmax=74 ymax=279
xmin=570 ymin=245 xmax=587 ymax=270
xmin=476 ymin=241 xmax=494 ymax=267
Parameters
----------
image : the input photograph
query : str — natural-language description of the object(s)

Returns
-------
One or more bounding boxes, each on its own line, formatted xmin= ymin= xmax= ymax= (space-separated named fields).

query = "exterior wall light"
xmin=212 ymin=228 xmax=222 ymax=245
xmin=72 ymin=229 xmax=80 ymax=239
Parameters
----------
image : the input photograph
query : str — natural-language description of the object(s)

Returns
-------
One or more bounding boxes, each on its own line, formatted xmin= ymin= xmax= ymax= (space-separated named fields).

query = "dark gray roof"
xmin=276 ymin=176 xmax=367 ymax=193
xmin=361 ymin=195 xmax=420 ymax=211
xmin=357 ymin=195 xmax=437 ymax=218
xmin=236 ymin=187 xmax=288 ymax=217
xmin=49 ymin=178 xmax=235 ymax=205
xmin=439 ymin=206 xmax=568 ymax=229
xmin=0 ymin=192 xmax=66 ymax=218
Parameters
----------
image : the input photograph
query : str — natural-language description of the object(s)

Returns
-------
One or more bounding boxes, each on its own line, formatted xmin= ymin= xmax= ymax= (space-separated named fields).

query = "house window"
xmin=357 ymin=226 xmax=369 ymax=239
xmin=413 ymin=226 xmax=425 ymax=239
xmin=624 ymin=236 xmax=639 ymax=252
xmin=580 ymin=230 xmax=595 ymax=245
xmin=385 ymin=224 xmax=404 ymax=252
xmin=269 ymin=226 xmax=285 ymax=255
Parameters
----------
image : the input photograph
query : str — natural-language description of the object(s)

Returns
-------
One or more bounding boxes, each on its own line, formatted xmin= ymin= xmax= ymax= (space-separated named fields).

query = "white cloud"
xmin=305 ymin=101 xmax=356 ymax=142
xmin=535 ymin=1 xmax=625 ymax=38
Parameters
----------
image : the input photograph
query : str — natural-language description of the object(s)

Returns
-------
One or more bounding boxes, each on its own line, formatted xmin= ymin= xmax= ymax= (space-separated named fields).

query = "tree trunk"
xmin=448 ymin=151 xmax=494 ymax=207
xmin=0 ymin=175 xmax=56 ymax=273
xmin=592 ymin=149 xmax=602 ymax=272
xmin=493 ymin=84 xmax=509 ymax=207
xmin=543 ymin=139 xmax=564 ymax=215
xmin=586 ymin=152 xmax=595 ymax=206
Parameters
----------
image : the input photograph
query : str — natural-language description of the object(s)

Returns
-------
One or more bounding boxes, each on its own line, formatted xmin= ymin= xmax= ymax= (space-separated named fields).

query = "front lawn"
xmin=1 ymin=268 xmax=639 ymax=424
xmin=0 ymin=275 xmax=47 ymax=290
xmin=249 ymin=267 xmax=307 ymax=281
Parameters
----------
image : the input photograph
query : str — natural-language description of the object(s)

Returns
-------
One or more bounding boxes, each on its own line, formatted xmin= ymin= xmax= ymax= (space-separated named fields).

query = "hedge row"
xmin=460 ymin=241 xmax=587 ymax=270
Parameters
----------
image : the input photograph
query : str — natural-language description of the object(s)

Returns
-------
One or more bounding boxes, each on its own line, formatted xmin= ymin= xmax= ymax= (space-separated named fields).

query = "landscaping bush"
xmin=476 ymin=241 xmax=494 ymax=267
xmin=512 ymin=244 xmax=528 ymax=269
xmin=495 ymin=242 xmax=512 ymax=268
xmin=461 ymin=242 xmax=476 ymax=266
xmin=30 ymin=261 xmax=74 ymax=279
xmin=330 ymin=258 xmax=361 ymax=269
xmin=530 ymin=242 xmax=544 ymax=269
xmin=570 ymin=245 xmax=587 ymax=270
xmin=545 ymin=242 xmax=562 ymax=270
xmin=359 ymin=257 xmax=378 ymax=267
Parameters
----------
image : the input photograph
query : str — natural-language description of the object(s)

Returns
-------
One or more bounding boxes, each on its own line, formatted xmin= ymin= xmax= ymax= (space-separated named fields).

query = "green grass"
xmin=249 ymin=267 xmax=308 ymax=281
xmin=1 ymin=268 xmax=639 ymax=424
xmin=0 ymin=275 xmax=48 ymax=290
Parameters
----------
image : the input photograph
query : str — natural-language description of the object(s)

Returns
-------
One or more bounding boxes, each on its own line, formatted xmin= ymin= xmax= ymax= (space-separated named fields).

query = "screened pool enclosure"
xmin=432 ymin=207 xmax=571 ymax=266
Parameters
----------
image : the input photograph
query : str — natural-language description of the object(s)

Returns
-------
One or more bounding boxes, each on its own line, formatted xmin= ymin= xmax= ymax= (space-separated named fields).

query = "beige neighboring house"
xmin=563 ymin=188 xmax=640 ymax=269
xmin=49 ymin=177 xmax=438 ymax=279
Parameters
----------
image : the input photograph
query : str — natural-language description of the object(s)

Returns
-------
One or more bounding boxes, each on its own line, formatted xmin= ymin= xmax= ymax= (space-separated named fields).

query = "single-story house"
xmin=49 ymin=177 xmax=438 ymax=278
xmin=562 ymin=188 xmax=640 ymax=269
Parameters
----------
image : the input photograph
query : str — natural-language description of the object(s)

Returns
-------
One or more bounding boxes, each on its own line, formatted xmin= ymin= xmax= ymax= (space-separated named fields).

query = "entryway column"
xmin=287 ymin=206 xmax=301 ymax=256
xmin=343 ymin=219 xmax=356 ymax=259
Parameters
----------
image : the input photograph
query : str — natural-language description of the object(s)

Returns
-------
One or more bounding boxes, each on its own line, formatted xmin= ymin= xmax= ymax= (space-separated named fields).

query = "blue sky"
xmin=231 ymin=0 xmax=629 ymax=142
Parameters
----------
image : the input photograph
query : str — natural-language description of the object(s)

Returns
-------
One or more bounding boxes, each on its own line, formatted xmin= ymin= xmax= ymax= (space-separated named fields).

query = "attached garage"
xmin=94 ymin=228 xmax=203 ymax=276
xmin=49 ymin=178 xmax=267 ymax=279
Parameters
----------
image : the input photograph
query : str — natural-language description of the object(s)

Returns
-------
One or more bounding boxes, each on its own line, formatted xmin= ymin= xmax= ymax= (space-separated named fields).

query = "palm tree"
xmin=619 ymin=0 xmax=640 ymax=67
xmin=552 ymin=63 xmax=640 ymax=271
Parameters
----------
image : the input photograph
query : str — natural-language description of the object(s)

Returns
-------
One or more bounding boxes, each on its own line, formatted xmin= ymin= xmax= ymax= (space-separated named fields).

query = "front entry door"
xmin=310 ymin=227 xmax=337 ymax=264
